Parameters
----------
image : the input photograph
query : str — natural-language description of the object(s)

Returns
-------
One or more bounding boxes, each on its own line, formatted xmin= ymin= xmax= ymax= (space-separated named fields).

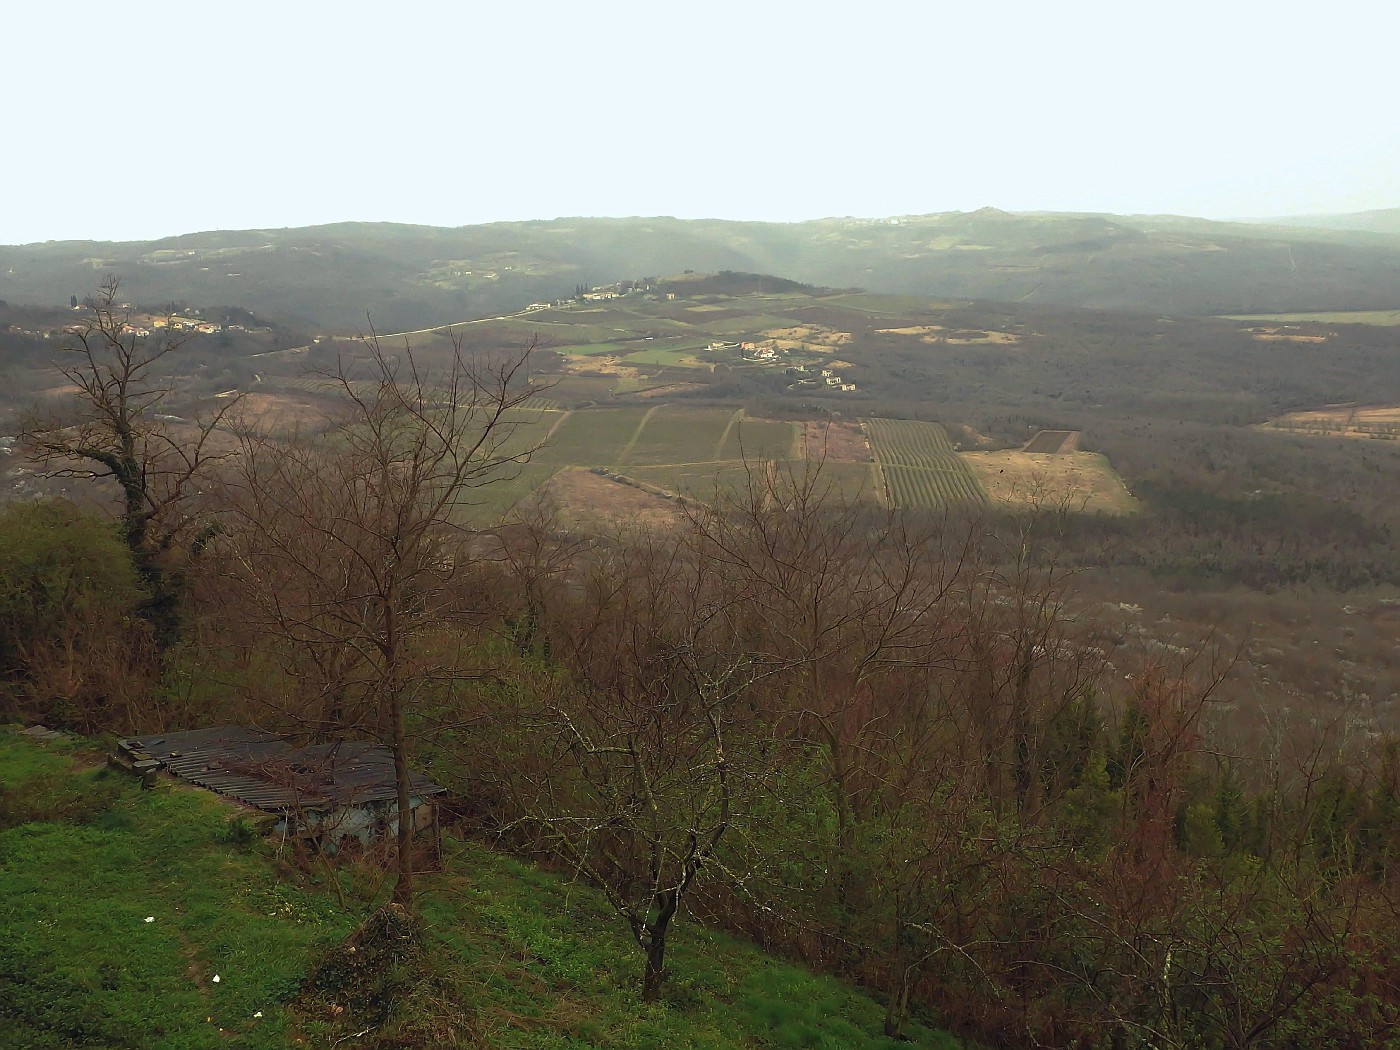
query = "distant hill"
xmin=4 ymin=210 xmax=1400 ymax=327
xmin=1257 ymin=207 xmax=1400 ymax=237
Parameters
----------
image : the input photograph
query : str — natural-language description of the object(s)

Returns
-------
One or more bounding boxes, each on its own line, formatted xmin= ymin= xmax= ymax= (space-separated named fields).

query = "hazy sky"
xmin=7 ymin=0 xmax=1397 ymax=244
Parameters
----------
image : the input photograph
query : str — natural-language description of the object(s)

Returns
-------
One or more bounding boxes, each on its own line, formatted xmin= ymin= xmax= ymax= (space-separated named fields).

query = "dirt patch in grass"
xmin=962 ymin=450 xmax=1136 ymax=514
xmin=544 ymin=467 xmax=683 ymax=530
xmin=1251 ymin=329 xmax=1330 ymax=344
xmin=762 ymin=325 xmax=852 ymax=348
xmin=874 ymin=324 xmax=1020 ymax=346
xmin=561 ymin=354 xmax=642 ymax=378
xmin=945 ymin=329 xmax=1020 ymax=346
xmin=803 ymin=421 xmax=872 ymax=463
xmin=876 ymin=325 xmax=945 ymax=337
xmin=628 ymin=383 xmax=707 ymax=399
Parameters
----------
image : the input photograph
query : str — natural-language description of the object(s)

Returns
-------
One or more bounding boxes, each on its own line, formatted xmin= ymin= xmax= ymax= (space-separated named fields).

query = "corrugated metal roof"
xmin=118 ymin=727 xmax=446 ymax=813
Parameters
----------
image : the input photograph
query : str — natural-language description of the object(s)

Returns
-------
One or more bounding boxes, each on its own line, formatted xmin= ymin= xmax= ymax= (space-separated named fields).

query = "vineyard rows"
xmin=881 ymin=464 xmax=988 ymax=509
xmin=864 ymin=417 xmax=988 ymax=509
xmin=863 ymin=417 xmax=954 ymax=464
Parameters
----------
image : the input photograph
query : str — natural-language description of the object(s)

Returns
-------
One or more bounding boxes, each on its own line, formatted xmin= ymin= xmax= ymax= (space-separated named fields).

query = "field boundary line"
xmin=713 ymin=408 xmax=745 ymax=460
xmin=861 ymin=420 xmax=892 ymax=508
xmin=544 ymin=410 xmax=573 ymax=443
xmin=617 ymin=404 xmax=665 ymax=466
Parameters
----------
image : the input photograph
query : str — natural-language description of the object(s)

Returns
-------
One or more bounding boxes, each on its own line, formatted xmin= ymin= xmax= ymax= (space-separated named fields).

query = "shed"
xmin=114 ymin=727 xmax=446 ymax=852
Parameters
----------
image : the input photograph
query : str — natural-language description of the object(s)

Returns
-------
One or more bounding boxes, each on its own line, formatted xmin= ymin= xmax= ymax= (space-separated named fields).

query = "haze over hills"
xmin=1256 ymin=207 xmax=1400 ymax=237
xmin=3 ymin=208 xmax=1399 ymax=329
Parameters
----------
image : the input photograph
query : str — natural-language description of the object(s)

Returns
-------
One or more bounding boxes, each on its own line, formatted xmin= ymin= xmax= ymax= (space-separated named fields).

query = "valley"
xmin=4 ymin=219 xmax=1400 ymax=1049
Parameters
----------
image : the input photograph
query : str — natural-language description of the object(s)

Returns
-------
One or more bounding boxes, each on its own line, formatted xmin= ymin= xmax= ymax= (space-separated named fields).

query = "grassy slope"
xmin=0 ymin=733 xmax=960 ymax=1050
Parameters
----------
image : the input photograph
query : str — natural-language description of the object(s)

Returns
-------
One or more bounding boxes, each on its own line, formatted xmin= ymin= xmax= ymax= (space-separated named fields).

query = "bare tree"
xmin=21 ymin=278 xmax=241 ymax=646
xmin=486 ymin=529 xmax=783 ymax=1001
xmin=683 ymin=463 xmax=972 ymax=887
xmin=219 ymin=330 xmax=541 ymax=912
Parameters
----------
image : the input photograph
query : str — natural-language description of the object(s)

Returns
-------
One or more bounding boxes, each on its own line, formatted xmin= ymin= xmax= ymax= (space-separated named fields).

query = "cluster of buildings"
xmin=787 ymin=364 xmax=857 ymax=393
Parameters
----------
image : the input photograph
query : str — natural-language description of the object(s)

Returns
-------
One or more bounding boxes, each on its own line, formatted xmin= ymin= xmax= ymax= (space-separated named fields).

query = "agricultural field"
xmin=876 ymin=324 xmax=1022 ymax=346
xmin=880 ymin=463 xmax=988 ymax=509
xmin=453 ymin=406 xmax=883 ymax=521
xmin=622 ymin=407 xmax=739 ymax=466
xmin=1260 ymin=404 xmax=1400 ymax=441
xmin=717 ymin=418 xmax=800 ymax=462
xmin=962 ymin=450 xmax=1137 ymax=514
xmin=863 ymin=417 xmax=955 ymax=462
xmin=619 ymin=343 xmax=713 ymax=367
xmin=701 ymin=314 xmax=802 ymax=336
xmin=1022 ymin=430 xmax=1079 ymax=454
xmin=815 ymin=292 xmax=961 ymax=316
xmin=1237 ymin=326 xmax=1331 ymax=344
xmin=542 ymin=467 xmax=686 ymax=529
xmin=532 ymin=407 xmax=650 ymax=465
xmin=1223 ymin=310 xmax=1400 ymax=327
xmin=625 ymin=462 xmax=762 ymax=503
xmin=863 ymin=418 xmax=987 ymax=509
xmin=203 ymin=290 xmax=1157 ymax=523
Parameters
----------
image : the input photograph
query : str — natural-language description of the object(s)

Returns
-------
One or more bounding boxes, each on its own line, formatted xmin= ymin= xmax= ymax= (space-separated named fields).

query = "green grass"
xmin=619 ymin=346 xmax=710 ymax=368
xmin=554 ymin=340 xmax=635 ymax=356
xmin=0 ymin=732 xmax=962 ymax=1050
xmin=539 ymin=375 xmax=622 ymax=402
xmin=0 ymin=733 xmax=352 ymax=1050
xmin=696 ymin=314 xmax=800 ymax=337
xmin=625 ymin=462 xmax=746 ymax=499
xmin=533 ymin=408 xmax=651 ymax=466
xmin=622 ymin=407 xmax=738 ymax=466
xmin=718 ymin=419 xmax=799 ymax=461
xmin=815 ymin=293 xmax=962 ymax=317
xmin=456 ymin=463 xmax=562 ymax=523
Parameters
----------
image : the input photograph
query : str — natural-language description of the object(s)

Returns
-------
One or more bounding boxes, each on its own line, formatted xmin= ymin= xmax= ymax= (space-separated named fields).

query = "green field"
xmin=538 ymin=375 xmax=621 ymax=402
xmin=533 ymin=407 xmax=649 ymax=466
xmin=816 ymin=292 xmax=962 ymax=317
xmin=620 ymin=343 xmax=713 ymax=367
xmin=436 ymin=407 xmax=997 ymax=522
xmin=623 ymin=407 xmax=739 ymax=466
xmin=626 ymin=462 xmax=759 ymax=501
xmin=718 ymin=418 xmax=799 ymax=461
xmin=699 ymin=314 xmax=801 ymax=336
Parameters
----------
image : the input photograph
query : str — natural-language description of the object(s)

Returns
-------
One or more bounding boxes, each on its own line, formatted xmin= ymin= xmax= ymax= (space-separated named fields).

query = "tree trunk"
xmin=641 ymin=889 xmax=679 ymax=1002
xmin=390 ymin=691 xmax=415 ymax=912
xmin=883 ymin=972 xmax=913 ymax=1041
xmin=641 ymin=924 xmax=669 ymax=1003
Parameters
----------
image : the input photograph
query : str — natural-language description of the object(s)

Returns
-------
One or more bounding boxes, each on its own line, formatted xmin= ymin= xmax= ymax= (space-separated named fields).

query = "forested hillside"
xmin=5 ymin=209 xmax=1400 ymax=327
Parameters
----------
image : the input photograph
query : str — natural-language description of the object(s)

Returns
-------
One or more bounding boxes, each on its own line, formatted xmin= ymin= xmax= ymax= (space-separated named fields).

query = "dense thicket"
xmin=0 ymin=500 xmax=149 ymax=729
xmin=427 ymin=472 xmax=1400 ymax=1047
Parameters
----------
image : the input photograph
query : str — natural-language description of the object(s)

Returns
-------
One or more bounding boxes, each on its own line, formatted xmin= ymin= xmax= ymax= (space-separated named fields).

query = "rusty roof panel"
xmin=118 ymin=727 xmax=445 ymax=813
